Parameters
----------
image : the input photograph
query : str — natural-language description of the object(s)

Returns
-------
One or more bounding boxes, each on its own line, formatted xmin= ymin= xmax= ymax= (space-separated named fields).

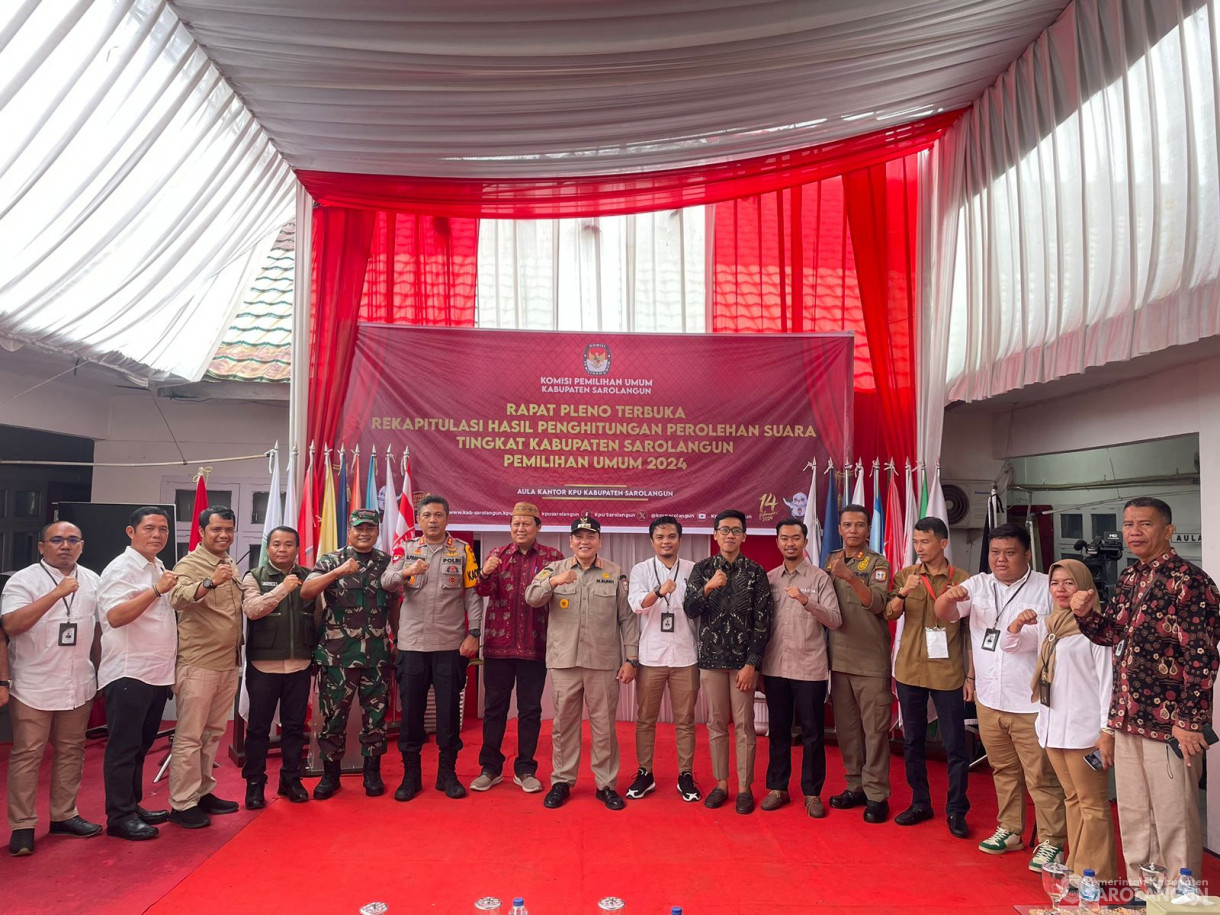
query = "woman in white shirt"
xmin=1003 ymin=558 xmax=1117 ymax=882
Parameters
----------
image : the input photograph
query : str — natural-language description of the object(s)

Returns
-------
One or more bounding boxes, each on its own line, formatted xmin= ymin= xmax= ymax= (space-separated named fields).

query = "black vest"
xmin=247 ymin=563 xmax=318 ymax=662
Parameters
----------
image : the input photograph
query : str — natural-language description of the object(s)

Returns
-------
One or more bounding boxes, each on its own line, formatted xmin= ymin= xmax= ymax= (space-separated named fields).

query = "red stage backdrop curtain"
xmin=308 ymin=208 xmax=479 ymax=448
xmin=711 ymin=153 xmax=919 ymax=465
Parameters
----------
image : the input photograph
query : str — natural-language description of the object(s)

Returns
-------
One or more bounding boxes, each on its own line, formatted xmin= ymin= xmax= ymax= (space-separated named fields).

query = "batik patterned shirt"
xmin=683 ymin=554 xmax=772 ymax=670
xmin=476 ymin=541 xmax=563 ymax=661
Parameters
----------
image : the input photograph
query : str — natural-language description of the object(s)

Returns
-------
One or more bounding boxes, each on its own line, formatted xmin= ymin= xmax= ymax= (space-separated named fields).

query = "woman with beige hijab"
xmin=1002 ymin=558 xmax=1117 ymax=882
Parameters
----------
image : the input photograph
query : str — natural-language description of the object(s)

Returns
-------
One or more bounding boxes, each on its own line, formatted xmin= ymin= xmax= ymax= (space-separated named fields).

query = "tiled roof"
xmin=204 ymin=221 xmax=294 ymax=382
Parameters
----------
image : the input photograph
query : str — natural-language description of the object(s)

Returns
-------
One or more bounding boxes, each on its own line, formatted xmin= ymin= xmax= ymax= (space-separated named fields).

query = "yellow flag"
xmin=318 ymin=451 xmax=338 ymax=557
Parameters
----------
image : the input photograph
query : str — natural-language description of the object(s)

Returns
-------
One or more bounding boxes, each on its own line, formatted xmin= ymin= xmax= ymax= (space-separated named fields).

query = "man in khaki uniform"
xmin=525 ymin=514 xmax=639 ymax=811
xmin=825 ymin=503 xmax=892 ymax=823
xmin=886 ymin=516 xmax=972 ymax=838
xmin=168 ymin=506 xmax=243 ymax=829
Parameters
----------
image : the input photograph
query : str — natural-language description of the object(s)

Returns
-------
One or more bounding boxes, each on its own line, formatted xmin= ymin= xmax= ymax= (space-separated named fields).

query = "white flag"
xmin=258 ymin=445 xmax=283 ymax=567
xmin=381 ymin=448 xmax=400 ymax=554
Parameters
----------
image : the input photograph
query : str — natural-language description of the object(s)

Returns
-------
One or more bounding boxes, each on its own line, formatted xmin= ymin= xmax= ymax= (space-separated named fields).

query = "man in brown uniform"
xmin=825 ymin=504 xmax=892 ymax=823
xmin=886 ymin=516 xmax=971 ymax=838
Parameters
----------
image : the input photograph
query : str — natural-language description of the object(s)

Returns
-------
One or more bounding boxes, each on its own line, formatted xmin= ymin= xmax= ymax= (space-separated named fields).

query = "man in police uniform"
xmin=301 ymin=508 xmax=397 ymax=800
xmin=824 ymin=503 xmax=893 ymax=823
xmin=525 ymin=514 xmax=639 ymax=811
xmin=381 ymin=494 xmax=481 ymax=801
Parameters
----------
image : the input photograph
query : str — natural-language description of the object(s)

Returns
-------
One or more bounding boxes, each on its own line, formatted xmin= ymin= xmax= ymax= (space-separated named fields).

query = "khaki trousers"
xmin=635 ymin=664 xmax=699 ymax=774
xmin=169 ymin=664 xmax=239 ymax=811
xmin=550 ymin=667 xmax=620 ymax=790
xmin=976 ymin=702 xmax=1066 ymax=846
xmin=830 ymin=671 xmax=892 ymax=801
xmin=7 ymin=697 xmax=93 ymax=829
xmin=1045 ymin=746 xmax=1118 ymax=881
xmin=1113 ymin=730 xmax=1203 ymax=881
xmin=701 ymin=668 xmax=755 ymax=788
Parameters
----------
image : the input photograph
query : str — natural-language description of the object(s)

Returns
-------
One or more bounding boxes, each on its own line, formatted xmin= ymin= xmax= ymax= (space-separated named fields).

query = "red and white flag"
xmin=391 ymin=449 xmax=416 ymax=559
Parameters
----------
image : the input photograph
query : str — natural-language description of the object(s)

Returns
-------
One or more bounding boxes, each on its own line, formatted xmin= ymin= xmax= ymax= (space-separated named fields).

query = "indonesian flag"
xmin=391 ymin=452 xmax=416 ymax=560
xmin=884 ymin=463 xmax=905 ymax=572
xmin=188 ymin=473 xmax=208 ymax=550
xmin=297 ymin=446 xmax=318 ymax=568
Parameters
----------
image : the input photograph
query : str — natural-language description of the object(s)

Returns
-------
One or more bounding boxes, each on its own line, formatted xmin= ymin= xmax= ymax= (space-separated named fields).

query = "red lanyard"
xmin=919 ymin=566 xmax=955 ymax=600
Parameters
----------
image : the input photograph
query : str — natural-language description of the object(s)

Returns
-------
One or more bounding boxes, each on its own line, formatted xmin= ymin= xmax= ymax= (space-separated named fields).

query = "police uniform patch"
xmin=538 ymin=568 xmax=552 ymax=579
xmin=559 ymin=598 xmax=570 ymax=609
xmin=874 ymin=569 xmax=887 ymax=582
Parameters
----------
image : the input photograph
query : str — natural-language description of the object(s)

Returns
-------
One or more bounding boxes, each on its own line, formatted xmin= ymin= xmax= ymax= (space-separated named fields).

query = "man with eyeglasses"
xmin=684 ymin=509 xmax=772 ymax=815
xmin=2 ymin=522 xmax=103 ymax=856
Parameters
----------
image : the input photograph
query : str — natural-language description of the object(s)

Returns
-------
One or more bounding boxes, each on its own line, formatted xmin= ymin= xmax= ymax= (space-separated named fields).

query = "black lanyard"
xmin=652 ymin=558 xmax=680 ymax=607
xmin=988 ymin=569 xmax=1033 ymax=629
xmin=40 ymin=561 xmax=75 ymax=620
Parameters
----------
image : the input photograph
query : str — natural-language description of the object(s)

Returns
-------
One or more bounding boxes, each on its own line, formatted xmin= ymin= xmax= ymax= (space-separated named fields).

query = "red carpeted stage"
xmin=3 ymin=719 xmax=1216 ymax=914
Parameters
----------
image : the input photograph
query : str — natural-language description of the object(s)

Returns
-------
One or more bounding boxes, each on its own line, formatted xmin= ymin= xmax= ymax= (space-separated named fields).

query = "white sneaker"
xmin=513 ymin=773 xmax=543 ymax=793
xmin=1028 ymin=841 xmax=1064 ymax=872
xmin=977 ymin=826 xmax=1023 ymax=855
xmin=470 ymin=771 xmax=502 ymax=792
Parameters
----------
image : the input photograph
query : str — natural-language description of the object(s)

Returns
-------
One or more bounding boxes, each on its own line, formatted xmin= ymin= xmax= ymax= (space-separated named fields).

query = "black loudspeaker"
xmin=54 ymin=502 xmax=178 ymax=573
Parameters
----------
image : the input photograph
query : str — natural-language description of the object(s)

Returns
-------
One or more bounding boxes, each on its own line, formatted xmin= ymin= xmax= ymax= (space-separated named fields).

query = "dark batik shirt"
xmin=476 ymin=541 xmax=564 ymax=661
xmin=1077 ymin=548 xmax=1220 ymax=741
xmin=683 ymin=554 xmax=772 ymax=670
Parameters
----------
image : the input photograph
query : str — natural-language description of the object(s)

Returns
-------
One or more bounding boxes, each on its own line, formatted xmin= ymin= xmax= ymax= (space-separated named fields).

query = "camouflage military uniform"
xmin=310 ymin=546 xmax=395 ymax=761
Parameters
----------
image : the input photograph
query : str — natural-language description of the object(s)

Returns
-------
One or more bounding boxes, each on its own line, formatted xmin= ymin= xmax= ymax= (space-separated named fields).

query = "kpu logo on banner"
xmin=583 ymin=342 xmax=611 ymax=376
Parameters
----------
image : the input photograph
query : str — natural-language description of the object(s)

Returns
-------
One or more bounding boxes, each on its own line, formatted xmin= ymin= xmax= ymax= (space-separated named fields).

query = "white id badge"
xmin=982 ymin=627 xmax=1000 ymax=651
xmin=924 ymin=627 xmax=949 ymax=659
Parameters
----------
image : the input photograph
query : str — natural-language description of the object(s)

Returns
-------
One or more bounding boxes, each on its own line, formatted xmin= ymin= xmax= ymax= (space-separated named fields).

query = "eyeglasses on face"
xmin=715 ymin=527 xmax=744 ymax=536
xmin=44 ymin=536 xmax=83 ymax=546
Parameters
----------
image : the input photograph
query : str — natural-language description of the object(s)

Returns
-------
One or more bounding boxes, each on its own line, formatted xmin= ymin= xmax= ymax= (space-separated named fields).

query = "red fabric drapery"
xmin=711 ymin=154 xmax=919 ymax=464
xmin=297 ymin=112 xmax=960 ymax=218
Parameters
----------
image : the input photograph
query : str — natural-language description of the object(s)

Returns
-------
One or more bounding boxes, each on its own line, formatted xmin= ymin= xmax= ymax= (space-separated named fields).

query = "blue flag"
xmin=336 ymin=449 xmax=348 ymax=532
xmin=365 ymin=447 xmax=379 ymax=510
xmin=819 ymin=467 xmax=842 ymax=566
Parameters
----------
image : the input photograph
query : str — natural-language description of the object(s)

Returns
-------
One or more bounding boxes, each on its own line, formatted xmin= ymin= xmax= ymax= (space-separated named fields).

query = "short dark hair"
xmin=840 ymin=504 xmax=870 ymax=524
xmin=40 ymin=521 xmax=81 ymax=541
xmin=129 ymin=506 xmax=171 ymax=528
xmin=988 ymin=522 xmax=1030 ymax=550
xmin=419 ymin=494 xmax=449 ymax=514
xmin=714 ymin=509 xmax=747 ymax=532
xmin=912 ymin=516 xmax=949 ymax=540
xmin=775 ymin=517 xmax=808 ymax=537
xmin=649 ymin=516 xmax=683 ymax=538
xmin=266 ymin=525 xmax=299 ymax=545
xmin=198 ymin=505 xmax=236 ymax=529
xmin=1125 ymin=496 xmax=1172 ymax=524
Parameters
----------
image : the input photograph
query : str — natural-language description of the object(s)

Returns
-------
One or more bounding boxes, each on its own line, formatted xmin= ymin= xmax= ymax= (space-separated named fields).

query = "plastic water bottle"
xmin=1079 ymin=869 xmax=1101 ymax=913
xmin=1176 ymin=868 xmax=1198 ymax=898
xmin=509 ymin=899 xmax=528 ymax=915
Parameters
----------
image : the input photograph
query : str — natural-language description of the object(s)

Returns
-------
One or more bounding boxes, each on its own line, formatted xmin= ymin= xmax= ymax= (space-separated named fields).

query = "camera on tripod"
xmin=1072 ymin=531 xmax=1125 ymax=603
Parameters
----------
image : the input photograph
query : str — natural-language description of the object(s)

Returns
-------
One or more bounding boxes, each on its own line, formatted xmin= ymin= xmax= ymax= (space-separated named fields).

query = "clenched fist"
xmin=56 ymin=577 xmax=80 ymax=597
xmin=550 ymin=568 xmax=578 ymax=587
xmin=337 ymin=557 xmax=360 ymax=577
xmin=944 ymin=584 xmax=970 ymax=602
xmin=282 ymin=574 xmax=300 ymax=593
xmin=658 ymin=579 xmax=678 ymax=597
xmin=156 ymin=570 xmax=178 ymax=594
xmin=1070 ymin=589 xmax=1096 ymax=616
xmin=211 ymin=561 xmax=235 ymax=586
xmin=481 ymin=555 xmax=501 ymax=577
xmin=704 ymin=569 xmax=728 ymax=593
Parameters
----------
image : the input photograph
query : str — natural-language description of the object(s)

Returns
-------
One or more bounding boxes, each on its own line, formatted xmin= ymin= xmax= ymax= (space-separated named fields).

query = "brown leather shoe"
xmin=804 ymin=795 xmax=827 ymax=818
xmin=760 ymin=789 xmax=790 ymax=811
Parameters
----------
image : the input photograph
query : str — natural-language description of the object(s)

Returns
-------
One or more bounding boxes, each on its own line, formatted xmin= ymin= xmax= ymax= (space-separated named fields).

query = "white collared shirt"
xmin=97 ymin=546 xmax=178 ymax=688
xmin=1 ymin=562 xmax=100 ymax=710
xmin=956 ymin=570 xmax=1051 ymax=714
xmin=628 ymin=557 xmax=698 ymax=668
xmin=1001 ymin=627 xmax=1113 ymax=748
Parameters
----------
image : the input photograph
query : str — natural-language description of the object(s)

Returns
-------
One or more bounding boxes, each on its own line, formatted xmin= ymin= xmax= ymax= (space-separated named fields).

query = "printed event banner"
xmin=338 ymin=325 xmax=852 ymax=533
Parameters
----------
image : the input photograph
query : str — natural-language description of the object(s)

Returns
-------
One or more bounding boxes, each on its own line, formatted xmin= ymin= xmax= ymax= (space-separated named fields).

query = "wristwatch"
xmin=0 ymin=679 xmax=10 ymax=688
xmin=468 ymin=628 xmax=481 ymax=639
xmin=201 ymin=578 xmax=216 ymax=591
xmin=626 ymin=658 xmax=640 ymax=669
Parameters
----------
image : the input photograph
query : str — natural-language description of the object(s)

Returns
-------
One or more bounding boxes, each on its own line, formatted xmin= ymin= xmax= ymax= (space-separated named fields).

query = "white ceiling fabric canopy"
xmin=167 ymin=0 xmax=1070 ymax=178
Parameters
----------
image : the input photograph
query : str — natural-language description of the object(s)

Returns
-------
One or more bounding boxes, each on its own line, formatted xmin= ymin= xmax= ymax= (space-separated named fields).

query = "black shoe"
xmin=362 ymin=756 xmax=385 ymax=797
xmin=314 ymin=760 xmax=343 ymax=800
xmin=863 ymin=799 xmax=889 ymax=823
xmin=394 ymin=771 xmax=422 ymax=803
xmin=48 ymin=815 xmax=103 ymax=838
xmin=245 ymin=778 xmax=267 ymax=810
xmin=543 ymin=783 xmax=571 ymax=809
xmin=136 ymin=806 xmax=170 ymax=825
xmin=677 ymin=772 xmax=702 ymax=802
xmin=107 ymin=814 xmax=159 ymax=841
xmin=894 ymin=804 xmax=934 ymax=826
xmin=8 ymin=829 xmax=34 ymax=856
xmin=277 ymin=776 xmax=309 ymax=803
xmin=198 ymin=793 xmax=239 ymax=815
xmin=947 ymin=814 xmax=970 ymax=838
xmin=595 ymin=786 xmax=625 ymax=810
xmin=828 ymin=788 xmax=867 ymax=809
xmin=168 ymin=806 xmax=211 ymax=829
xmin=735 ymin=790 xmax=755 ymax=815
xmin=704 ymin=786 xmax=728 ymax=809
xmin=436 ymin=772 xmax=467 ymax=799
xmin=625 ymin=767 xmax=655 ymax=799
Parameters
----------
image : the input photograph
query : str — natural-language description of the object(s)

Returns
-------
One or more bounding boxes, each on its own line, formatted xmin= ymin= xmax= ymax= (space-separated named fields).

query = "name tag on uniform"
xmin=58 ymin=622 xmax=78 ymax=647
xmin=982 ymin=627 xmax=1000 ymax=652
xmin=661 ymin=612 xmax=675 ymax=633
xmin=924 ymin=627 xmax=949 ymax=659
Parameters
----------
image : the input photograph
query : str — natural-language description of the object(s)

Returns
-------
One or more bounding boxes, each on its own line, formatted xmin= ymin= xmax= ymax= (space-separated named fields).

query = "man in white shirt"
xmin=626 ymin=516 xmax=701 ymax=803
xmin=935 ymin=523 xmax=1067 ymax=872
xmin=97 ymin=507 xmax=179 ymax=841
xmin=2 ymin=522 xmax=103 ymax=856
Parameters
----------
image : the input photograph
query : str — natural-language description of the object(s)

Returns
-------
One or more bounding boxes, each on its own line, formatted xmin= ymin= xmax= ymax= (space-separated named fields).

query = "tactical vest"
xmin=248 ymin=563 xmax=318 ymax=662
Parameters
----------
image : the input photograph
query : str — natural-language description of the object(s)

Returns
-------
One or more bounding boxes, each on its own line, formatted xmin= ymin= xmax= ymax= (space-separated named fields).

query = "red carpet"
xmin=4 ymin=720 xmax=1218 ymax=914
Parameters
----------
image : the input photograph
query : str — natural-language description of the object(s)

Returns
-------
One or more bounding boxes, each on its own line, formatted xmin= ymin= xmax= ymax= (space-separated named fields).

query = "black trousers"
xmin=396 ymin=649 xmax=468 ymax=762
xmin=103 ymin=678 xmax=170 ymax=826
xmin=241 ymin=664 xmax=312 ymax=780
xmin=764 ymin=676 xmax=828 ymax=797
xmin=478 ymin=657 xmax=547 ymax=777
xmin=896 ymin=680 xmax=970 ymax=816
